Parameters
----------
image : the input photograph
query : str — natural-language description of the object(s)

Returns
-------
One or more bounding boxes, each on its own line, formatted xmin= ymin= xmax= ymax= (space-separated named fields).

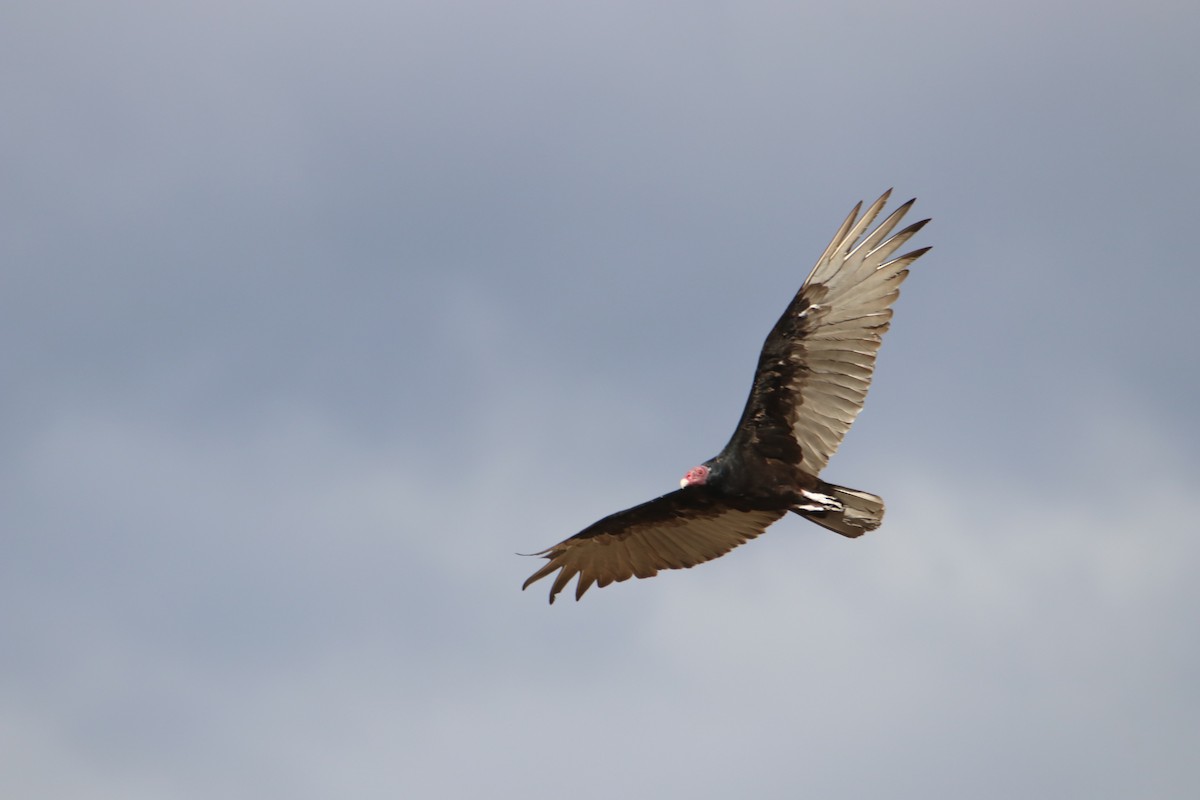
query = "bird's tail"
xmin=792 ymin=483 xmax=884 ymax=539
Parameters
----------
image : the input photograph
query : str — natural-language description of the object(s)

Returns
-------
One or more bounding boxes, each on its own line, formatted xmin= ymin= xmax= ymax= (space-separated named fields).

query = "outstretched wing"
xmin=722 ymin=191 xmax=931 ymax=474
xmin=523 ymin=490 xmax=785 ymax=604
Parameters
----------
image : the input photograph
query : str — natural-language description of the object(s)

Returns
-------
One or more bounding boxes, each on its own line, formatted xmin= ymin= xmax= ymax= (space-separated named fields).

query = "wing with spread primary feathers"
xmin=723 ymin=191 xmax=931 ymax=474
xmin=522 ymin=490 xmax=786 ymax=604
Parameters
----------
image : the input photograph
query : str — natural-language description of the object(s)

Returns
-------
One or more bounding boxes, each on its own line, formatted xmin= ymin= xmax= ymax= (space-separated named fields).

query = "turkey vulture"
xmin=523 ymin=191 xmax=930 ymax=603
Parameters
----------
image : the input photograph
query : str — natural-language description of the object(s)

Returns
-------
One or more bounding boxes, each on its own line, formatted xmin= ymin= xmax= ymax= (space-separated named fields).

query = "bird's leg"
xmin=793 ymin=489 xmax=843 ymax=513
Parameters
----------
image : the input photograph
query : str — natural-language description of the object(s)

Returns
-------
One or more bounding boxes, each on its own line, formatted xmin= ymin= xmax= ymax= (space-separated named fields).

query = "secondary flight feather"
xmin=523 ymin=191 xmax=931 ymax=603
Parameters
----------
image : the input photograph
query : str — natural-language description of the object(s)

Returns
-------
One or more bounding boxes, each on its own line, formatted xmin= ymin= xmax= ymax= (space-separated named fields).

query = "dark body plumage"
xmin=524 ymin=191 xmax=931 ymax=603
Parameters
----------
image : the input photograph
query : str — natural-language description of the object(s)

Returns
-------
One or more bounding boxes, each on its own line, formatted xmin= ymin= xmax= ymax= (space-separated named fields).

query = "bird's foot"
xmin=794 ymin=490 xmax=843 ymax=513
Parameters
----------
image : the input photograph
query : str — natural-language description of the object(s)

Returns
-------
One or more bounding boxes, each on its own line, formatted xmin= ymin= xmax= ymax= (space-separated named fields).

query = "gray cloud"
xmin=3 ymin=1 xmax=1198 ymax=797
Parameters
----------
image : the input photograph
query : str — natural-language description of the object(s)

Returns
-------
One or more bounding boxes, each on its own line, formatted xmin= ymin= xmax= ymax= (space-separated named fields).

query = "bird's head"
xmin=680 ymin=464 xmax=711 ymax=489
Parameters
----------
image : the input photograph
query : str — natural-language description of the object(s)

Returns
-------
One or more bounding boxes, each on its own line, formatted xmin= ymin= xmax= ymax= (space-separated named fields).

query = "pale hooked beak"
xmin=680 ymin=478 xmax=689 ymax=489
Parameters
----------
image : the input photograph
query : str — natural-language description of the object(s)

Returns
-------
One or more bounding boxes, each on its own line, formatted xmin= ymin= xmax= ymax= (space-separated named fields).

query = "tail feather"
xmin=793 ymin=483 xmax=884 ymax=538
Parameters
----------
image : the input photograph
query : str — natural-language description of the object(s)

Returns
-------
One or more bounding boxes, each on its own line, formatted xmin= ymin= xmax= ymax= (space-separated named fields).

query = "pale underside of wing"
xmin=523 ymin=492 xmax=786 ymax=604
xmin=733 ymin=191 xmax=931 ymax=474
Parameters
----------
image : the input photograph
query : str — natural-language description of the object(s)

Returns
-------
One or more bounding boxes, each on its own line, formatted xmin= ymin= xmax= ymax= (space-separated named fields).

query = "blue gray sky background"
xmin=4 ymin=1 xmax=1199 ymax=797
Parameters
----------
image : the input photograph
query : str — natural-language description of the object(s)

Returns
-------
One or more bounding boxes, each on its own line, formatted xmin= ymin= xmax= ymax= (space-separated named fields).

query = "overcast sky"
xmin=3 ymin=1 xmax=1199 ymax=798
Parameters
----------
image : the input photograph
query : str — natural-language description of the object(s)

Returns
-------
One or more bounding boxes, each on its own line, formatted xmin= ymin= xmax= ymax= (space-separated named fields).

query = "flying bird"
xmin=523 ymin=191 xmax=930 ymax=603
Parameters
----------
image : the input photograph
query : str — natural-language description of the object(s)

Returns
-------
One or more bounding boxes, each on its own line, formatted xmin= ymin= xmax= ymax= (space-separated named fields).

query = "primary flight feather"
xmin=523 ymin=191 xmax=931 ymax=603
